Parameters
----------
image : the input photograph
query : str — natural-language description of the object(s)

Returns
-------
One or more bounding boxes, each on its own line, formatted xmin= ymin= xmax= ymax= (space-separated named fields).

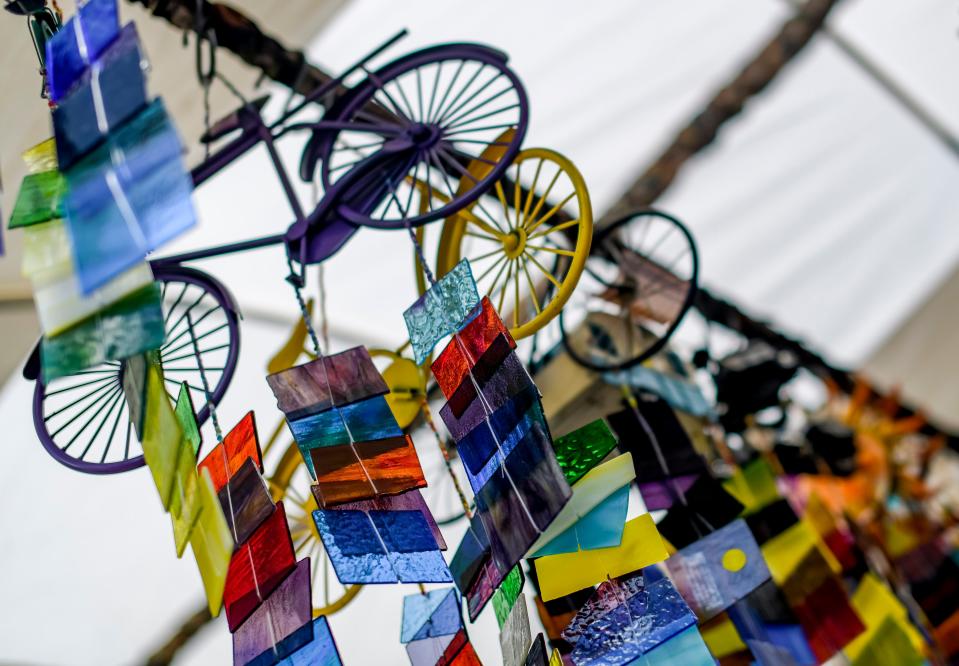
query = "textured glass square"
xmin=64 ymin=99 xmax=197 ymax=294
xmin=218 ymin=457 xmax=274 ymax=545
xmin=168 ymin=435 xmax=201 ymax=558
xmin=492 ymin=565 xmax=525 ymax=629
xmin=432 ymin=296 xmax=515 ymax=399
xmin=337 ymin=489 xmax=445 ymax=550
xmin=52 ymin=23 xmax=148 ymax=170
xmin=440 ymin=350 xmax=536 ymax=442
xmin=279 ymin=616 xmax=343 ymax=666
xmin=404 ymin=258 xmax=481 ymax=364
xmin=22 ymin=138 xmax=60 ymax=174
xmin=601 ymin=364 xmax=716 ymax=420
xmin=500 ymin=593 xmax=532 ymax=666
xmin=406 ymin=634 xmax=458 ymax=666
xmin=310 ymin=434 xmax=427 ymax=508
xmin=534 ymin=514 xmax=668 ymax=601
xmin=197 ymin=411 xmax=262 ymax=494
xmin=525 ymin=633 xmax=548 ymax=666
xmin=9 ymin=171 xmax=66 ymax=229
xmin=532 ymin=485 xmax=629 ymax=557
xmin=174 ymin=381 xmax=201 ymax=455
xmin=40 ymin=282 xmax=165 ymax=381
xmin=224 ymin=503 xmax=296 ymax=632
xmin=446 ymin=631 xmax=482 ymax=666
xmin=450 ymin=514 xmax=491 ymax=595
xmin=666 ymin=519 xmax=770 ymax=620
xmin=457 ymin=383 xmax=541 ymax=481
xmin=535 ymin=588 xmax=594 ymax=645
xmin=289 ymin=395 xmax=402 ymax=475
xmin=190 ymin=467 xmax=235 ymax=616
xmin=45 ymin=0 xmax=119 ymax=102
xmin=606 ymin=398 xmax=706 ymax=482
xmin=33 ymin=261 xmax=153 ymax=336
xmin=526 ymin=453 xmax=634 ymax=557
xmin=551 ymin=419 xmax=619 ymax=486
xmin=141 ymin=358 xmax=183 ymax=509
xmin=312 ymin=508 xmax=451 ymax=584
xmin=466 ymin=553 xmax=508 ymax=622
xmin=20 ymin=218 xmax=72 ymax=284
xmin=233 ymin=558 xmax=313 ymax=666
xmin=442 ymin=334 xmax=515 ymax=419
xmin=656 ymin=473 xmax=745 ymax=550
xmin=401 ymin=588 xmax=462 ymax=643
xmin=564 ymin=571 xmax=697 ymax=665
xmin=475 ymin=421 xmax=572 ymax=573
xmin=266 ymin=347 xmax=389 ymax=420
xmin=637 ymin=475 xmax=698 ymax=512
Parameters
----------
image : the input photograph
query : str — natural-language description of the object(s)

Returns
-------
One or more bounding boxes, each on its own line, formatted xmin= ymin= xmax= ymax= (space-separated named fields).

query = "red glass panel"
xmin=793 ymin=577 xmax=865 ymax=662
xmin=223 ymin=502 xmax=295 ymax=632
xmin=198 ymin=411 xmax=262 ymax=493
xmin=432 ymin=297 xmax=515 ymax=399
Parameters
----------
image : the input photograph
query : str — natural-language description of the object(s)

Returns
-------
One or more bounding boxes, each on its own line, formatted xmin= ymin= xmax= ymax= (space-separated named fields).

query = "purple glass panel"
xmin=637 ymin=474 xmax=698 ymax=511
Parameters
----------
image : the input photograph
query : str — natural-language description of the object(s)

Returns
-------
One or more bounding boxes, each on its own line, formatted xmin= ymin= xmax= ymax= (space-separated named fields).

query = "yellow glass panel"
xmin=549 ymin=648 xmax=563 ymax=666
xmin=701 ymin=617 xmax=746 ymax=658
xmin=804 ymin=492 xmax=837 ymax=537
xmin=724 ymin=458 xmax=779 ymax=513
xmin=22 ymin=138 xmax=58 ymax=174
xmin=168 ymin=438 xmax=202 ymax=558
xmin=845 ymin=573 xmax=924 ymax=659
xmin=525 ymin=453 xmax=635 ymax=556
xmin=534 ymin=513 xmax=668 ymax=601
xmin=849 ymin=616 xmax=924 ymax=666
xmin=142 ymin=361 xmax=184 ymax=510
xmin=190 ymin=467 xmax=234 ymax=616
xmin=761 ymin=520 xmax=839 ymax=585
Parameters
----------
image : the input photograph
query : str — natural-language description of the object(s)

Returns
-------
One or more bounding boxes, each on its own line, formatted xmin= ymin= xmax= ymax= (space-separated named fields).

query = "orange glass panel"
xmin=197 ymin=411 xmax=262 ymax=493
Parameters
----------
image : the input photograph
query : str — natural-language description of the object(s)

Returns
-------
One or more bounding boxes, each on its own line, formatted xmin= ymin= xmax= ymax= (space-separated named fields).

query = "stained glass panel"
xmin=404 ymin=258 xmax=481 ymax=365
xmin=190 ymin=467 xmax=234 ymax=616
xmin=551 ymin=419 xmax=619 ymax=486
xmin=310 ymin=434 xmax=426 ymax=507
xmin=279 ymin=616 xmax=343 ymax=666
xmin=197 ymin=411 xmax=262 ymax=493
xmin=45 ymin=0 xmax=119 ymax=101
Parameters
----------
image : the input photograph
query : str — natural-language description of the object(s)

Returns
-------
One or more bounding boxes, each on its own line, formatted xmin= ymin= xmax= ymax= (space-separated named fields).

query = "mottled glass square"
xmin=551 ymin=419 xmax=619 ymax=486
xmin=174 ymin=381 xmax=201 ymax=455
xmin=666 ymin=519 xmax=770 ymax=620
xmin=406 ymin=634 xmax=458 ymax=666
xmin=233 ymin=558 xmax=313 ymax=666
xmin=310 ymin=435 xmax=426 ymax=508
xmin=432 ymin=296 xmax=515 ymax=399
xmin=450 ymin=514 xmax=491 ymax=595
xmin=500 ymin=593 xmax=532 ymax=666
xmin=525 ymin=633 xmax=548 ymax=666
xmin=141 ymin=357 xmax=183 ymax=509
xmin=190 ymin=467 xmax=235 ymax=616
xmin=337 ymin=489 xmax=445 ymax=550
xmin=466 ymin=553 xmax=508 ymax=622
xmin=475 ymin=421 xmax=572 ymax=573
xmin=64 ymin=99 xmax=197 ymax=294
xmin=457 ymin=383 xmax=541 ymax=480
xmin=218 ymin=457 xmax=274 ymax=546
xmin=404 ymin=258 xmax=481 ymax=364
xmin=20 ymin=218 xmax=72 ymax=284
xmin=41 ymin=282 xmax=165 ymax=381
xmin=168 ymin=435 xmax=201 ymax=558
xmin=289 ymin=395 xmax=402 ymax=476
xmin=443 ymin=334 xmax=516 ymax=419
xmin=492 ymin=565 xmax=525 ymax=629
xmin=266 ymin=347 xmax=389 ymax=420
xmin=224 ymin=502 xmax=296 ymax=632
xmin=197 ymin=411 xmax=262 ymax=494
xmin=401 ymin=587 xmax=462 ymax=643
xmin=45 ymin=0 xmax=118 ymax=100
xmin=279 ymin=616 xmax=343 ymax=666
xmin=52 ymin=23 xmax=148 ymax=170
xmin=440 ymin=350 xmax=537 ymax=442
xmin=9 ymin=171 xmax=66 ymax=229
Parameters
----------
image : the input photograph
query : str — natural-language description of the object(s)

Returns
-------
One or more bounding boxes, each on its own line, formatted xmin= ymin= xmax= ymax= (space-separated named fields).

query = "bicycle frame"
xmin=151 ymin=29 xmax=410 ymax=270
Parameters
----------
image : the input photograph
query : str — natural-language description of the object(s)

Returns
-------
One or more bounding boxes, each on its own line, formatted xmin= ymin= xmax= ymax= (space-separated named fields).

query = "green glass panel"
xmin=40 ymin=282 xmax=165 ymax=381
xmin=175 ymin=382 xmax=202 ymax=455
xmin=492 ymin=565 xmax=524 ymax=629
xmin=552 ymin=419 xmax=619 ymax=485
xmin=9 ymin=171 xmax=67 ymax=229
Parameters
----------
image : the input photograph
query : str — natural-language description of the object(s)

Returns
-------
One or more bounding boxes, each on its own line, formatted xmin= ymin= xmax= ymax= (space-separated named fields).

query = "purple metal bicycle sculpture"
xmin=25 ymin=30 xmax=529 ymax=474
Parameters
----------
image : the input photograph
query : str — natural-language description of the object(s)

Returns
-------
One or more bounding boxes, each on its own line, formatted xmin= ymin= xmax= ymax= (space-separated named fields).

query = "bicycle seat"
xmin=4 ymin=0 xmax=47 ymax=16
xmin=199 ymin=94 xmax=271 ymax=144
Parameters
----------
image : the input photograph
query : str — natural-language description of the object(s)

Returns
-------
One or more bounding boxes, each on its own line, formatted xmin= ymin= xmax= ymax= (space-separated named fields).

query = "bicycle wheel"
xmin=269 ymin=441 xmax=362 ymax=616
xmin=315 ymin=45 xmax=529 ymax=229
xmin=32 ymin=265 xmax=241 ymax=473
xmin=434 ymin=145 xmax=592 ymax=339
xmin=559 ymin=209 xmax=698 ymax=372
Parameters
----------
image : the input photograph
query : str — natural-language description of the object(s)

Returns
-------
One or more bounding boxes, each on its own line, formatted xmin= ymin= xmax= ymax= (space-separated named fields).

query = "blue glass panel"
xmin=401 ymin=588 xmax=461 ymax=643
xmin=320 ymin=510 xmax=383 ymax=556
xmin=312 ymin=510 xmax=395 ymax=584
xmin=666 ymin=519 xmax=770 ymax=620
xmin=389 ymin=549 xmax=454 ymax=584
xmin=370 ymin=510 xmax=438 ymax=554
xmin=46 ymin=0 xmax=119 ymax=102
xmin=458 ymin=383 xmax=540 ymax=478
xmin=289 ymin=395 xmax=401 ymax=458
xmin=404 ymin=259 xmax=481 ymax=365
xmin=532 ymin=485 xmax=630 ymax=557
xmin=764 ymin=624 xmax=816 ymax=665
xmin=634 ymin=626 xmax=716 ymax=666
xmin=449 ymin=514 xmax=491 ymax=594
xmin=280 ymin=616 xmax=343 ymax=666
xmin=464 ymin=393 xmax=546 ymax=494
xmin=52 ymin=24 xmax=148 ymax=170
xmin=65 ymin=99 xmax=196 ymax=294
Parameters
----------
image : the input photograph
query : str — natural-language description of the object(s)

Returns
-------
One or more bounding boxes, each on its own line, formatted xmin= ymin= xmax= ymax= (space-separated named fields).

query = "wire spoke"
xmin=443 ymin=122 xmax=519 ymax=137
xmin=525 ymin=192 xmax=576 ymax=235
xmin=79 ymin=389 xmax=125 ymax=461
xmin=60 ymin=385 xmax=122 ymax=452
xmin=529 ymin=217 xmax=581 ymax=241
xmin=525 ymin=251 xmax=562 ymax=289
xmin=162 ymin=322 xmax=229 ymax=359
xmin=521 ymin=159 xmax=544 ymax=227
xmin=429 ymin=59 xmax=465 ymax=124
xmin=513 ymin=262 xmax=521 ymax=327
xmin=476 ymin=253 xmax=508 ymax=283
xmin=439 ymin=71 xmax=504 ymax=127
xmin=45 ymin=374 xmax=117 ymax=397
xmin=46 ymin=378 xmax=120 ymax=424
xmin=434 ymin=62 xmax=487 ymax=127
xmin=521 ymin=258 xmax=542 ymax=314
xmin=162 ymin=343 xmax=232 ymax=366
xmin=163 ymin=282 xmax=189 ymax=326
xmin=102 ymin=393 xmax=128 ymax=463
xmin=486 ymin=255 xmax=512 ymax=303
xmin=497 ymin=259 xmax=514 ymax=312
